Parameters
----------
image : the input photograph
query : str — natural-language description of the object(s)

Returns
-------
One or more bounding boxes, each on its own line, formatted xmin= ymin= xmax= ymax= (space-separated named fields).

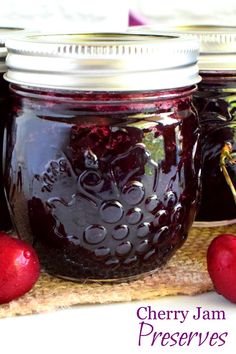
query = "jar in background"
xmin=179 ymin=26 xmax=236 ymax=226
xmin=4 ymin=33 xmax=200 ymax=281
xmin=194 ymin=71 xmax=236 ymax=225
xmin=0 ymin=28 xmax=23 ymax=231
xmin=129 ymin=26 xmax=236 ymax=226
xmin=177 ymin=26 xmax=236 ymax=226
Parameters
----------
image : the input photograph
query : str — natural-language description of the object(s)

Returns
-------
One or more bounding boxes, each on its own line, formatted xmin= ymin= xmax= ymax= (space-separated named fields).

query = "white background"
xmin=130 ymin=0 xmax=236 ymax=26
xmin=0 ymin=292 xmax=235 ymax=354
xmin=1 ymin=0 xmax=236 ymax=29
xmin=0 ymin=0 xmax=128 ymax=30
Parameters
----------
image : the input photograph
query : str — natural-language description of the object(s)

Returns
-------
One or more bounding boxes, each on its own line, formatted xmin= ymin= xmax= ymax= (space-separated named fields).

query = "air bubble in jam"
xmin=4 ymin=86 xmax=200 ymax=280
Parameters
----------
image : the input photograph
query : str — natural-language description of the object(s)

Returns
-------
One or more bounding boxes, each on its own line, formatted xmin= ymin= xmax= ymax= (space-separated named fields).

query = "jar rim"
xmin=129 ymin=25 xmax=236 ymax=71
xmin=4 ymin=32 xmax=200 ymax=91
xmin=9 ymin=82 xmax=197 ymax=102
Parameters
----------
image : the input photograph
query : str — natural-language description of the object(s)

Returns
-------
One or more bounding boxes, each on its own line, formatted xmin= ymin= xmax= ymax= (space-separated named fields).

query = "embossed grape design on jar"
xmin=4 ymin=33 xmax=201 ymax=280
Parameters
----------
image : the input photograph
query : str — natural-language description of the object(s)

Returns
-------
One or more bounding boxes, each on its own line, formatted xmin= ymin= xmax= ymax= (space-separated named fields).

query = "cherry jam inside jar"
xmin=5 ymin=86 xmax=200 ymax=280
xmin=195 ymin=73 xmax=236 ymax=223
xmin=4 ymin=33 xmax=200 ymax=280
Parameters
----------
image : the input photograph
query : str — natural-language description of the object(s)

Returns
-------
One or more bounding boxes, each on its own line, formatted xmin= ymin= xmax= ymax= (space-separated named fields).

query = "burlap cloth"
xmin=1 ymin=224 xmax=235 ymax=319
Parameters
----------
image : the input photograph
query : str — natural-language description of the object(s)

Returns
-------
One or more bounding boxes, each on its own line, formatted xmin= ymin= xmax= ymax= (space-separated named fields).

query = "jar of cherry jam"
xmin=189 ymin=26 xmax=236 ymax=226
xmin=0 ymin=28 xmax=23 ymax=231
xmin=4 ymin=33 xmax=200 ymax=281
xmin=131 ymin=25 xmax=236 ymax=226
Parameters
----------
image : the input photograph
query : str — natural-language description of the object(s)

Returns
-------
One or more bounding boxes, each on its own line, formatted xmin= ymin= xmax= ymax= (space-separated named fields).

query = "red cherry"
xmin=0 ymin=233 xmax=40 ymax=304
xmin=207 ymin=234 xmax=236 ymax=303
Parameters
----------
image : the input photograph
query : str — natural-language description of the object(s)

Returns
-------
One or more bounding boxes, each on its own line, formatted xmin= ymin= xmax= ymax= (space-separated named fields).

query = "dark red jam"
xmin=0 ymin=74 xmax=12 ymax=230
xmin=4 ymin=85 xmax=200 ymax=280
xmin=194 ymin=74 xmax=236 ymax=222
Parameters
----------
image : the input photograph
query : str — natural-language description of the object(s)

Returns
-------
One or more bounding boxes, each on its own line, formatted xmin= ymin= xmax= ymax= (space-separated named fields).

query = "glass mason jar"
xmin=178 ymin=26 xmax=236 ymax=226
xmin=0 ymin=28 xmax=23 ymax=231
xmin=194 ymin=71 xmax=236 ymax=225
xmin=130 ymin=25 xmax=236 ymax=226
xmin=187 ymin=27 xmax=236 ymax=226
xmin=4 ymin=33 xmax=200 ymax=281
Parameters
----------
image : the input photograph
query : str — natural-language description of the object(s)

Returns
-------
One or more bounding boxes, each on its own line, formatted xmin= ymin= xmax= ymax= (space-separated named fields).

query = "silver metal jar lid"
xmin=5 ymin=32 xmax=200 ymax=91
xmin=129 ymin=25 xmax=236 ymax=72
xmin=0 ymin=27 xmax=24 ymax=73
